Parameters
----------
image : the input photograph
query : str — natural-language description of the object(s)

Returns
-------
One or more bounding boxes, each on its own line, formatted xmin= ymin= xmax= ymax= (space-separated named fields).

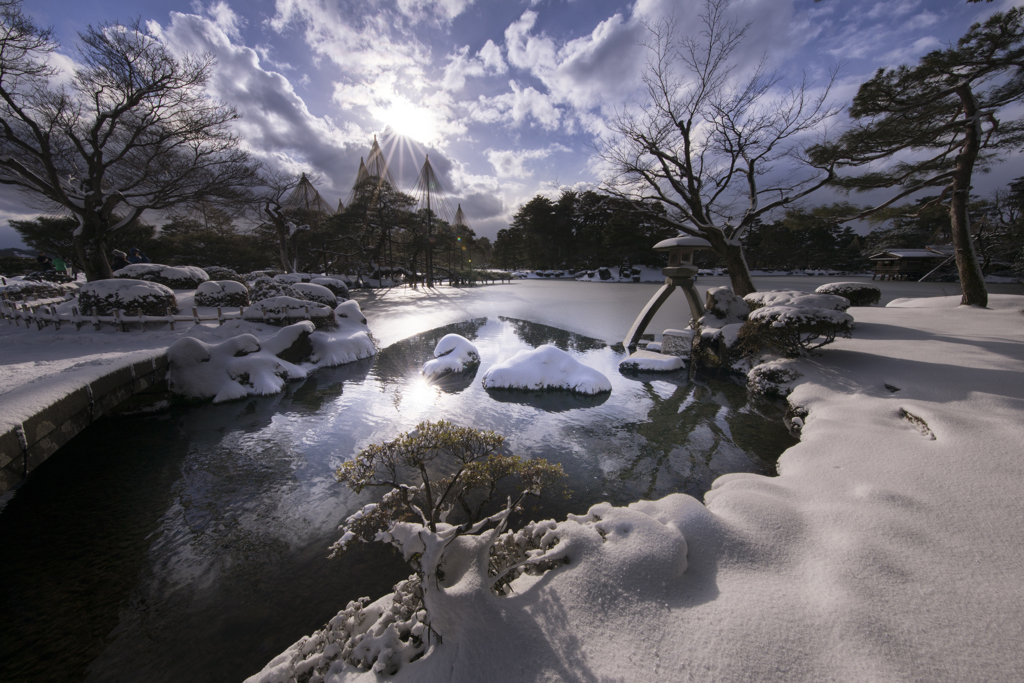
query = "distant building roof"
xmin=869 ymin=249 xmax=947 ymax=260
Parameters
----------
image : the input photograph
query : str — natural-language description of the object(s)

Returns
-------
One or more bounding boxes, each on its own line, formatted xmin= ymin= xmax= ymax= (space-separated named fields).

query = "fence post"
xmin=92 ymin=307 xmax=100 ymax=331
xmin=167 ymin=307 xmax=175 ymax=331
xmin=217 ymin=307 xmax=223 ymax=326
xmin=192 ymin=306 xmax=200 ymax=326
xmin=137 ymin=307 xmax=144 ymax=331
xmin=50 ymin=305 xmax=60 ymax=331
xmin=73 ymin=306 xmax=82 ymax=331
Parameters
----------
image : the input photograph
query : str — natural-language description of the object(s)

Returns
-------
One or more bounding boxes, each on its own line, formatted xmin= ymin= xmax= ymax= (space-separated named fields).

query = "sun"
xmin=372 ymin=96 xmax=442 ymax=147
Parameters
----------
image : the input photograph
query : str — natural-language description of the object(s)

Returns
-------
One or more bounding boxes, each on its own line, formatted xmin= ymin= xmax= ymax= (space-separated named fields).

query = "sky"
xmin=3 ymin=0 xmax=1023 ymax=251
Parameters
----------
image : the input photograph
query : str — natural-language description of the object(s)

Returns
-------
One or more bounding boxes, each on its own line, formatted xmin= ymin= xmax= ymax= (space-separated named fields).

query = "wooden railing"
xmin=1 ymin=296 xmax=331 ymax=332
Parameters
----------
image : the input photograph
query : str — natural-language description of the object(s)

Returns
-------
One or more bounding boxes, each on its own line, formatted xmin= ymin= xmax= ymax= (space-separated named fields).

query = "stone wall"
xmin=0 ymin=355 xmax=168 ymax=495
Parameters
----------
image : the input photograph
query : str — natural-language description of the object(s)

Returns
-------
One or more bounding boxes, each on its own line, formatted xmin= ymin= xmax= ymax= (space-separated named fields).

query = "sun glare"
xmin=373 ymin=97 xmax=441 ymax=147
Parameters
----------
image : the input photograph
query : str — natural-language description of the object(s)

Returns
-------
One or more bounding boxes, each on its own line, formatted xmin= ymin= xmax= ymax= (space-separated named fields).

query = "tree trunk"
xmin=952 ymin=85 xmax=988 ymax=307
xmin=73 ymin=219 xmax=114 ymax=281
xmin=722 ymin=242 xmax=756 ymax=297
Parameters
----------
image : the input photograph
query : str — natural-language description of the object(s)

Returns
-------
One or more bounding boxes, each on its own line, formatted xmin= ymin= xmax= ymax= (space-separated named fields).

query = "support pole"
xmin=623 ymin=281 xmax=676 ymax=349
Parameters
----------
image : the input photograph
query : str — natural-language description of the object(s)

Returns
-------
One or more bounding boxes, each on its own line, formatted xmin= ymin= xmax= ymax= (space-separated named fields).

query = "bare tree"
xmin=0 ymin=5 xmax=259 ymax=280
xmin=601 ymin=0 xmax=839 ymax=296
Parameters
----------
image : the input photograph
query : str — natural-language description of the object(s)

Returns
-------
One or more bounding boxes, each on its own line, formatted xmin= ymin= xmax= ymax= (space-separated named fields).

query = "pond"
xmin=0 ymin=316 xmax=797 ymax=683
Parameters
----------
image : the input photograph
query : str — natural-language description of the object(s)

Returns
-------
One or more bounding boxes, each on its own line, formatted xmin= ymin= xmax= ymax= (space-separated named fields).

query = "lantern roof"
xmin=653 ymin=235 xmax=711 ymax=251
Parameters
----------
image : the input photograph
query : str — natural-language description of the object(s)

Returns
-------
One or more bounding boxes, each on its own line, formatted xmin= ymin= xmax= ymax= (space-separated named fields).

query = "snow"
xmin=79 ymin=278 xmax=173 ymax=300
xmin=745 ymin=289 xmax=850 ymax=311
xmin=618 ymin=349 xmax=685 ymax=372
xmin=5 ymin=276 xmax=1024 ymax=682
xmin=196 ymin=280 xmax=247 ymax=296
xmin=247 ymin=293 xmax=1024 ymax=683
xmin=481 ymin=344 xmax=612 ymax=395
xmin=421 ymin=334 xmax=480 ymax=379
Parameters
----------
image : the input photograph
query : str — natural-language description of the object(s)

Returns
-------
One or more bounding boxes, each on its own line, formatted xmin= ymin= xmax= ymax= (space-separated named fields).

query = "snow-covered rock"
xmin=422 ymin=334 xmax=480 ymax=379
xmin=618 ymin=349 xmax=685 ymax=372
xmin=77 ymin=279 xmax=178 ymax=316
xmin=194 ymin=280 xmax=250 ymax=308
xmin=114 ymin=263 xmax=209 ymax=289
xmin=481 ymin=345 xmax=611 ymax=395
xmin=167 ymin=323 xmax=312 ymax=402
xmin=307 ymin=301 xmax=376 ymax=366
xmin=815 ymin=282 xmax=881 ymax=307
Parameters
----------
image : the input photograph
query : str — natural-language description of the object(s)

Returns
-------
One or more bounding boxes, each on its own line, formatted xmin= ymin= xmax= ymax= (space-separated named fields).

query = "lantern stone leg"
xmin=623 ymin=235 xmax=711 ymax=351
xmin=623 ymin=275 xmax=705 ymax=350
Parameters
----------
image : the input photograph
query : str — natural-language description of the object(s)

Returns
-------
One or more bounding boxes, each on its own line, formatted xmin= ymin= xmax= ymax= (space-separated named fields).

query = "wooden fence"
xmin=1 ymin=295 xmax=331 ymax=332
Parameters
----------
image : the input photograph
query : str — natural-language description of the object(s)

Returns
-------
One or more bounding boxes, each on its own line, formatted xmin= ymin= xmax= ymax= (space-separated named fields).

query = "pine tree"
xmin=815 ymin=9 xmax=1024 ymax=306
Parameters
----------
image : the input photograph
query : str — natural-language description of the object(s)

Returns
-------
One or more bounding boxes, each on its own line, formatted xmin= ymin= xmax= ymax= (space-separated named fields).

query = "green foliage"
xmin=334 ymin=420 xmax=566 ymax=538
xmin=741 ymin=204 xmax=867 ymax=271
xmin=496 ymin=190 xmax=672 ymax=270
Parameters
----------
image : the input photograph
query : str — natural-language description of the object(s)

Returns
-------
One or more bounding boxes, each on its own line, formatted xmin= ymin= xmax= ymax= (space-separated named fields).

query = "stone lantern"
xmin=623 ymin=234 xmax=710 ymax=350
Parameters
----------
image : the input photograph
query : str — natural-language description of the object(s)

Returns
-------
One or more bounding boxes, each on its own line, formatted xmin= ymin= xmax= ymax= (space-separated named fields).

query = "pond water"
xmin=0 ymin=316 xmax=797 ymax=683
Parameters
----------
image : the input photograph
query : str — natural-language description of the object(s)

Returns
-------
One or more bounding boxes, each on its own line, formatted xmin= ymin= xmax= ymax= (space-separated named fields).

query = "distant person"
xmin=111 ymin=249 xmax=130 ymax=272
xmin=51 ymin=255 xmax=67 ymax=276
xmin=37 ymin=251 xmax=53 ymax=271
xmin=128 ymin=247 xmax=150 ymax=264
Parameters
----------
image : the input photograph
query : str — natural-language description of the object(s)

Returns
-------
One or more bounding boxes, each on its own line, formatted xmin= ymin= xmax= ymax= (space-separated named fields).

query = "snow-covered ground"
xmin=245 ymin=293 xmax=1024 ymax=682
xmin=3 ymin=277 xmax=1024 ymax=681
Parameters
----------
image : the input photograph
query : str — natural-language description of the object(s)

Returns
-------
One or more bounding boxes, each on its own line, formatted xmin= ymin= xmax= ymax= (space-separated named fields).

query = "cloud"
xmin=442 ymin=40 xmax=507 ymax=92
xmin=396 ymin=0 xmax=475 ymax=24
xmin=148 ymin=11 xmax=370 ymax=203
xmin=460 ymin=192 xmax=503 ymax=220
xmin=485 ymin=145 xmax=568 ymax=178
xmin=193 ymin=0 xmax=244 ymax=41
xmin=468 ymin=81 xmax=562 ymax=130
xmin=268 ymin=0 xmax=428 ymax=79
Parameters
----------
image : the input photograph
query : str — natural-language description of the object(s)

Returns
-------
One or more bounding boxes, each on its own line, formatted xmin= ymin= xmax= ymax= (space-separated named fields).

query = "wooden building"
xmin=868 ymin=249 xmax=949 ymax=281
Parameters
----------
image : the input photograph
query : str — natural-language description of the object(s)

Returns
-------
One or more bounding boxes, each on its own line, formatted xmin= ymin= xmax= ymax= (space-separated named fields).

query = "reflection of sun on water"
xmin=403 ymin=375 xmax=441 ymax=415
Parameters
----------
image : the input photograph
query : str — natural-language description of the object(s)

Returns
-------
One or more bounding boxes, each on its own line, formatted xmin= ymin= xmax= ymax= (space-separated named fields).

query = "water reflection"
xmin=0 ymin=317 xmax=796 ymax=683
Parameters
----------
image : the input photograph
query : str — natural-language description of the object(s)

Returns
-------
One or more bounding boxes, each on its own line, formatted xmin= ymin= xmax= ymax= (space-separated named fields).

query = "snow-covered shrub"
xmin=310 ymin=276 xmax=350 ymax=299
xmin=248 ymin=574 xmax=429 ymax=681
xmin=114 ymin=263 xmax=209 ymax=289
xmin=249 ymin=275 xmax=299 ymax=302
xmin=242 ymin=269 xmax=282 ymax=282
xmin=481 ymin=344 xmax=612 ymax=395
xmin=598 ymin=267 xmax=612 ymax=280
xmin=244 ymin=295 xmax=336 ymax=329
xmin=201 ymin=266 xmax=245 ymax=284
xmin=274 ymin=272 xmax=313 ymax=285
xmin=744 ymin=290 xmax=850 ymax=313
xmin=290 ymin=282 xmax=337 ymax=306
xmin=0 ymin=279 xmax=65 ymax=299
xmin=747 ymin=360 xmax=802 ymax=398
xmin=703 ymin=287 xmax=750 ymax=325
xmin=422 ymin=334 xmax=480 ymax=379
xmin=194 ymin=280 xmax=250 ymax=308
xmin=78 ymin=279 xmax=178 ymax=316
xmin=815 ymin=282 xmax=881 ymax=307
xmin=167 ymin=324 xmax=312 ymax=402
xmin=737 ymin=305 xmax=854 ymax=358
xmin=318 ymin=422 xmax=565 ymax=676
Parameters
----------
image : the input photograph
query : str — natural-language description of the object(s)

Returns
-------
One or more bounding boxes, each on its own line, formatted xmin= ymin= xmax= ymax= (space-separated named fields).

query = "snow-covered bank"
xmin=248 ymin=295 xmax=1024 ymax=683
